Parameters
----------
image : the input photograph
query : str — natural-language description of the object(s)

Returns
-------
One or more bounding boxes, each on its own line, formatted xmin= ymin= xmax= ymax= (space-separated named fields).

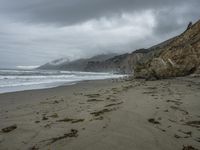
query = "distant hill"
xmin=85 ymin=49 xmax=149 ymax=73
xmin=38 ymin=58 xmax=70 ymax=70
xmin=38 ymin=53 xmax=118 ymax=71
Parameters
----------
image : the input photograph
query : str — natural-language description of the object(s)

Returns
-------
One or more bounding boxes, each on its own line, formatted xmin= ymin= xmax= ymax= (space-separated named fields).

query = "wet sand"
xmin=0 ymin=77 xmax=200 ymax=150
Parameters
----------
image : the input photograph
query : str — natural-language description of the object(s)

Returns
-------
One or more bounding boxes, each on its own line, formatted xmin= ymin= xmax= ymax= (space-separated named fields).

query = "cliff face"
xmin=134 ymin=20 xmax=200 ymax=79
xmin=85 ymin=49 xmax=148 ymax=73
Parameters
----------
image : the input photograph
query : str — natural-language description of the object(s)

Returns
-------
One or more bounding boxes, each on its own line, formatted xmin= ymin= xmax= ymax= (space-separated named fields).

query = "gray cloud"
xmin=0 ymin=0 xmax=199 ymax=68
xmin=153 ymin=3 xmax=200 ymax=36
xmin=0 ymin=0 xmax=193 ymax=25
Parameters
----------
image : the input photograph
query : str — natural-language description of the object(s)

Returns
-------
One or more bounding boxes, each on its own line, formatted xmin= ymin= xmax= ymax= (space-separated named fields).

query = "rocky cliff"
xmin=85 ymin=49 xmax=149 ymax=73
xmin=134 ymin=20 xmax=200 ymax=79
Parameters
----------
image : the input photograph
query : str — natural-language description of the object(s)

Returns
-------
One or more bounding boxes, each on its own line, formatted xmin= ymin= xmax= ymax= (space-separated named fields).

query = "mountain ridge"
xmin=38 ymin=53 xmax=118 ymax=71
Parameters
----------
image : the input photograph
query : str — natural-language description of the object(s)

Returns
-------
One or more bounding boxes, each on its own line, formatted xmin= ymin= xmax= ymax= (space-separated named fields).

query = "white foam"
xmin=0 ymin=69 xmax=125 ymax=93
xmin=16 ymin=66 xmax=39 ymax=69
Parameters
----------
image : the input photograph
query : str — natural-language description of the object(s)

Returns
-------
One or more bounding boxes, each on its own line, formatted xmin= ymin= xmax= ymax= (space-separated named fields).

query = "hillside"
xmin=85 ymin=49 xmax=149 ymax=73
xmin=38 ymin=53 xmax=117 ymax=71
xmin=134 ymin=20 xmax=200 ymax=79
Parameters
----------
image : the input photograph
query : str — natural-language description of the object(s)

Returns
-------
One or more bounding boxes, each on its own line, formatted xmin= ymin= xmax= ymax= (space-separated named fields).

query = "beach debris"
xmin=104 ymin=102 xmax=123 ymax=107
xmin=168 ymin=119 xmax=176 ymax=123
xmin=170 ymin=106 xmax=189 ymax=115
xmin=85 ymin=94 xmax=100 ymax=98
xmin=57 ymin=118 xmax=84 ymax=123
xmin=166 ymin=100 xmax=183 ymax=105
xmin=35 ymin=121 xmax=40 ymax=123
xmin=71 ymin=119 xmax=85 ymax=123
xmin=156 ymin=126 xmax=166 ymax=132
xmin=42 ymin=116 xmax=48 ymax=120
xmin=87 ymin=99 xmax=104 ymax=102
xmin=182 ymin=145 xmax=198 ymax=150
xmin=53 ymin=100 xmax=59 ymax=104
xmin=148 ymin=118 xmax=160 ymax=124
xmin=29 ymin=145 xmax=39 ymax=150
xmin=90 ymin=108 xmax=113 ymax=117
xmin=143 ymin=91 xmax=157 ymax=94
xmin=185 ymin=120 xmax=200 ymax=128
xmin=174 ymin=134 xmax=181 ymax=139
xmin=178 ymin=129 xmax=192 ymax=136
xmin=45 ymin=129 xmax=78 ymax=144
xmin=106 ymin=97 xmax=110 ymax=100
xmin=174 ymin=132 xmax=191 ymax=139
xmin=93 ymin=116 xmax=104 ymax=120
xmin=49 ymin=113 xmax=59 ymax=118
xmin=164 ymin=109 xmax=169 ymax=112
xmin=57 ymin=118 xmax=75 ymax=122
xmin=1 ymin=124 xmax=17 ymax=133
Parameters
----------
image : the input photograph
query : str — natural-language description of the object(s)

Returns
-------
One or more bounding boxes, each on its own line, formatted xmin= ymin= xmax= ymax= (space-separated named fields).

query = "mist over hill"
xmin=38 ymin=53 xmax=118 ymax=71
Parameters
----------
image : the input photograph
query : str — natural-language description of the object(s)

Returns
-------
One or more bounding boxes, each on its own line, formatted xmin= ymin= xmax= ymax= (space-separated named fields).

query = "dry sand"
xmin=0 ymin=77 xmax=200 ymax=150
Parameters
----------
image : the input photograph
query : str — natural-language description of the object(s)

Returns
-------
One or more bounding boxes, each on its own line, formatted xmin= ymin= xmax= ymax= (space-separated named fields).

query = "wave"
xmin=16 ymin=65 xmax=39 ymax=70
xmin=0 ymin=75 xmax=76 ymax=80
xmin=0 ymin=69 xmax=125 ymax=93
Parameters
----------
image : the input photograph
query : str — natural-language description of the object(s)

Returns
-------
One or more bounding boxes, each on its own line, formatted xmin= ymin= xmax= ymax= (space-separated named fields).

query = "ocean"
xmin=0 ymin=69 xmax=124 ymax=94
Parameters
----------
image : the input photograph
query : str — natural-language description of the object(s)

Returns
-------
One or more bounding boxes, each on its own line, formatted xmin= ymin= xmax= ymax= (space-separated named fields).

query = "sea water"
xmin=0 ymin=69 xmax=124 ymax=94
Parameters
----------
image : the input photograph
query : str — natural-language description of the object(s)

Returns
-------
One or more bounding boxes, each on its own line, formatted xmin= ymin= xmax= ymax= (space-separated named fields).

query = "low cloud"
xmin=0 ymin=0 xmax=199 ymax=68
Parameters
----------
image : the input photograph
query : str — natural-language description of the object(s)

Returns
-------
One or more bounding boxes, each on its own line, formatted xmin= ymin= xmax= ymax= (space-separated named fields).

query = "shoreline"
xmin=0 ymin=77 xmax=200 ymax=150
xmin=0 ymin=68 xmax=125 ymax=94
xmin=0 ymin=78 xmax=115 ymax=95
xmin=0 ymin=77 xmax=125 ymax=95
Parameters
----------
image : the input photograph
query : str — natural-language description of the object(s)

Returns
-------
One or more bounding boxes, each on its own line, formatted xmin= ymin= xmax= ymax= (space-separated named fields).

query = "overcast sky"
xmin=0 ymin=0 xmax=199 ymax=68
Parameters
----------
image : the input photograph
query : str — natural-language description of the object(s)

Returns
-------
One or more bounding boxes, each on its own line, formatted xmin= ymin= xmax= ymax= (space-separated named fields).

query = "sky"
xmin=0 ymin=0 xmax=199 ymax=68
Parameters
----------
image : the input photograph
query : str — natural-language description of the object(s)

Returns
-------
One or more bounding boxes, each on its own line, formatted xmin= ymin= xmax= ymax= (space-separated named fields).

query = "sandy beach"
xmin=0 ymin=77 xmax=200 ymax=150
